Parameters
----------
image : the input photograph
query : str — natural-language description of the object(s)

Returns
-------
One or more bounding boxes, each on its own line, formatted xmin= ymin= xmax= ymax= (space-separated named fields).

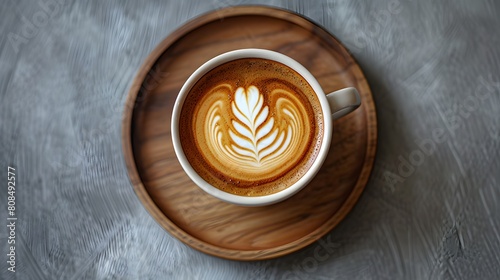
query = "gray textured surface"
xmin=1 ymin=0 xmax=500 ymax=279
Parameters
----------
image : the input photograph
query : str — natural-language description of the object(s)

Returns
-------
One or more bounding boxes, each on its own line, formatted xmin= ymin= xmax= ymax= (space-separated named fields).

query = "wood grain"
xmin=122 ymin=6 xmax=377 ymax=260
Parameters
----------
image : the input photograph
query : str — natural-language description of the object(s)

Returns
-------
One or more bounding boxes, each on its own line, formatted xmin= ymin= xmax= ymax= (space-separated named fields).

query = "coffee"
xmin=179 ymin=58 xmax=324 ymax=196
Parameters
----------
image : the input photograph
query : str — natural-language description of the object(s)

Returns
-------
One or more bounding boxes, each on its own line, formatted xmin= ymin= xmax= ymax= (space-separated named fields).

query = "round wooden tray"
xmin=122 ymin=6 xmax=377 ymax=260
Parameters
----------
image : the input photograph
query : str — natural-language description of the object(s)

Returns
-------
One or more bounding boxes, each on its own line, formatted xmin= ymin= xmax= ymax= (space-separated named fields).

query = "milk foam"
xmin=179 ymin=58 xmax=323 ymax=196
xmin=201 ymin=84 xmax=311 ymax=180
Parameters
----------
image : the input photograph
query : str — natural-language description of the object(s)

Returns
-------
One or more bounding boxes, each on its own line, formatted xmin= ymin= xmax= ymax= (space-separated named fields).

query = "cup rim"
xmin=171 ymin=48 xmax=333 ymax=206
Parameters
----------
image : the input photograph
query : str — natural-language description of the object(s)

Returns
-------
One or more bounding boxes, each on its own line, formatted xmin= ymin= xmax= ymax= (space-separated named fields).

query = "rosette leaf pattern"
xmin=228 ymin=86 xmax=291 ymax=165
xmin=205 ymin=85 xmax=305 ymax=173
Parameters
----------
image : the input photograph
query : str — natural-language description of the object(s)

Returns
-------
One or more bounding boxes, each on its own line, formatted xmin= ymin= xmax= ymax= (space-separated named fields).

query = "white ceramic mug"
xmin=171 ymin=49 xmax=360 ymax=206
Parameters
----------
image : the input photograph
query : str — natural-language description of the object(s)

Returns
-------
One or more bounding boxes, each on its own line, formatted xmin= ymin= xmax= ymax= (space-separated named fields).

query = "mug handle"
xmin=326 ymin=87 xmax=361 ymax=119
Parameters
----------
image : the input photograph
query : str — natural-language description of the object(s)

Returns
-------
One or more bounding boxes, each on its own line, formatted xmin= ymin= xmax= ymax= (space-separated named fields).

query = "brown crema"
xmin=179 ymin=58 xmax=324 ymax=196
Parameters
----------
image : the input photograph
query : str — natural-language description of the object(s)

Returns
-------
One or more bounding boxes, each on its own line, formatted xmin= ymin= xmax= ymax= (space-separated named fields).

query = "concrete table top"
xmin=1 ymin=0 xmax=499 ymax=279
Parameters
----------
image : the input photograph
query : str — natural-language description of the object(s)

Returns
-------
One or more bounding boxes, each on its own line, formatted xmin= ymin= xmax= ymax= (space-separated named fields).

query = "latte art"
xmin=206 ymin=85 xmax=308 ymax=172
xmin=179 ymin=58 xmax=323 ymax=196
